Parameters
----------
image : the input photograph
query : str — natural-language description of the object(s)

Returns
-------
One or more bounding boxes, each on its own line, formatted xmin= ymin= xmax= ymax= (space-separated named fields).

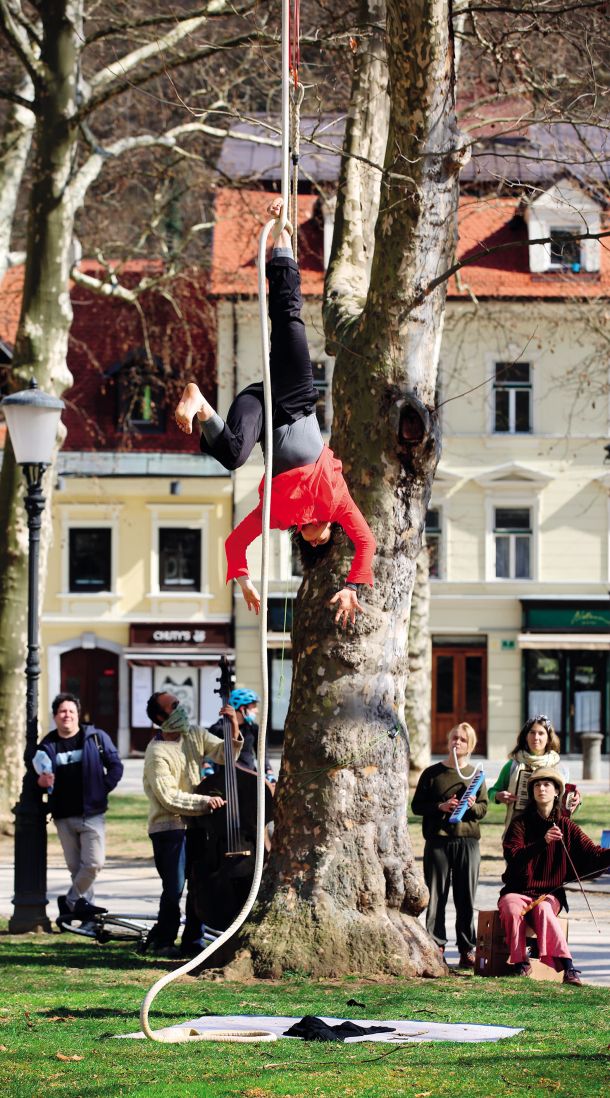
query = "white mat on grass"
xmin=120 ymin=1014 xmax=522 ymax=1043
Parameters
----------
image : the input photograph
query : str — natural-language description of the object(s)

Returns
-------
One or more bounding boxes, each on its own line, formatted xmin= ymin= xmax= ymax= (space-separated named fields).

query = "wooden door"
xmin=60 ymin=647 xmax=119 ymax=744
xmin=431 ymin=646 xmax=487 ymax=755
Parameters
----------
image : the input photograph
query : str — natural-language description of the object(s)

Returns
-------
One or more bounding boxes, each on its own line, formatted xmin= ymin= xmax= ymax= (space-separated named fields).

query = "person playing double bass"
xmin=143 ymin=691 xmax=243 ymax=957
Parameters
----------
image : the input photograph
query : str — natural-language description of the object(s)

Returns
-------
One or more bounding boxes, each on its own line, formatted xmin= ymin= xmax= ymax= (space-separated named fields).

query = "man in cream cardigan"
xmin=143 ymin=691 xmax=243 ymax=957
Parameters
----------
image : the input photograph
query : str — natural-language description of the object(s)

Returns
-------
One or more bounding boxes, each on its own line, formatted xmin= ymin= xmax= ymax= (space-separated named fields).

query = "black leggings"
xmin=200 ymin=257 xmax=318 ymax=470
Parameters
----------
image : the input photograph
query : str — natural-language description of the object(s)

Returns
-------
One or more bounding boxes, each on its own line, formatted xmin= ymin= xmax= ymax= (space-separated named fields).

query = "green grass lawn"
xmin=0 ymin=931 xmax=608 ymax=1098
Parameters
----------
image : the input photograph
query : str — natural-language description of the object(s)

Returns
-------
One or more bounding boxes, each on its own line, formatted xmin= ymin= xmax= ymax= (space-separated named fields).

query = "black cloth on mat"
xmin=283 ymin=1016 xmax=395 ymax=1042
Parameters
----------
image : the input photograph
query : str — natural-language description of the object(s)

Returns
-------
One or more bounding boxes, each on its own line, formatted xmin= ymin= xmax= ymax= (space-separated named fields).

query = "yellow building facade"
xmin=40 ymin=452 xmax=233 ymax=755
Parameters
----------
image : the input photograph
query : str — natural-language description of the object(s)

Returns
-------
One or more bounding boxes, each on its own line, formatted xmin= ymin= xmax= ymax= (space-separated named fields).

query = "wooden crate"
xmin=475 ymin=909 xmax=568 ymax=981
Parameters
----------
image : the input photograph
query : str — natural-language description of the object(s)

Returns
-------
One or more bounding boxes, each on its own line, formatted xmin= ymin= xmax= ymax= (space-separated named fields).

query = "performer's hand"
xmin=568 ymin=789 xmax=582 ymax=813
xmin=496 ymin=791 xmax=517 ymax=805
xmin=219 ymin=704 xmax=240 ymax=741
xmin=545 ymin=824 xmax=563 ymax=844
xmin=467 ymin=795 xmax=476 ymax=808
xmin=205 ymin=796 xmax=226 ymax=812
xmin=37 ymin=773 xmax=54 ymax=789
xmin=439 ymin=796 xmax=459 ymax=814
xmin=330 ymin=588 xmax=364 ymax=628
xmin=237 ymin=576 xmax=261 ymax=614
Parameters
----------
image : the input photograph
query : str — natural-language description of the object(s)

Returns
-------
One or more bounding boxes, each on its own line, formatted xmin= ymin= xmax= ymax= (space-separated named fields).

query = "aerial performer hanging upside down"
xmin=176 ymin=198 xmax=376 ymax=628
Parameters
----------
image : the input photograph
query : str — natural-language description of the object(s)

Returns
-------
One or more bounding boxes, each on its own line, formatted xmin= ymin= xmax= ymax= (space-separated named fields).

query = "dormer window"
xmin=526 ymin=181 xmax=601 ymax=275
xmin=549 ymin=229 xmax=581 ymax=271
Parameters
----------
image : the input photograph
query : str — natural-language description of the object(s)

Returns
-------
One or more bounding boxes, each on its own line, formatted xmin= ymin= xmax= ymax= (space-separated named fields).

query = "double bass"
xmin=188 ymin=657 xmax=274 ymax=932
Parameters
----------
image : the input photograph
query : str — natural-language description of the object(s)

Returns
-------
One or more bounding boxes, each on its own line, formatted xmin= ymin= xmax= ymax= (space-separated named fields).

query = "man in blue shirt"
xmin=34 ymin=693 xmax=123 ymax=925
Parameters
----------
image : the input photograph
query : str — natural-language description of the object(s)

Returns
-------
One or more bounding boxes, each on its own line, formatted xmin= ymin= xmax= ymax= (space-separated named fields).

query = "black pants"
xmin=201 ymin=257 xmax=318 ymax=470
xmin=423 ymin=837 xmax=480 ymax=954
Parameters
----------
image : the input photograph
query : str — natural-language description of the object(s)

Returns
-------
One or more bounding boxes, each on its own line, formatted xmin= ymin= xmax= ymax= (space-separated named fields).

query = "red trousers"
xmin=498 ymin=892 xmax=571 ymax=969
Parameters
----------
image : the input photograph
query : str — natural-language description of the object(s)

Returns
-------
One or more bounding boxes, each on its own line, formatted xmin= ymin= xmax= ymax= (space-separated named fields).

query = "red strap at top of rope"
xmin=290 ymin=0 xmax=300 ymax=87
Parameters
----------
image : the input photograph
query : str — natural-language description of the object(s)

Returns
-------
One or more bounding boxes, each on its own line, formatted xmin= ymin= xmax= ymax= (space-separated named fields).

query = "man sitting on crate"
xmin=498 ymin=768 xmax=610 ymax=985
xmin=142 ymin=691 xmax=243 ymax=957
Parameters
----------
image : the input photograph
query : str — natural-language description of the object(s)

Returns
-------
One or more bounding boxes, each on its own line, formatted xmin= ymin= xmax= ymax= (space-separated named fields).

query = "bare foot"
xmin=175 ymin=382 xmax=214 ymax=434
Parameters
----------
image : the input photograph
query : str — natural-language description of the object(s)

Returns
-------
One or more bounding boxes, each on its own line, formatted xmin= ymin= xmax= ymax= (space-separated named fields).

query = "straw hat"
xmin=526 ymin=767 xmax=565 ymax=797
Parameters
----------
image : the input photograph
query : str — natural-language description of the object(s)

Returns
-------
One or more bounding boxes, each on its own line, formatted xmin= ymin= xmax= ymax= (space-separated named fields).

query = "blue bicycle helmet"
xmin=229 ymin=688 xmax=259 ymax=709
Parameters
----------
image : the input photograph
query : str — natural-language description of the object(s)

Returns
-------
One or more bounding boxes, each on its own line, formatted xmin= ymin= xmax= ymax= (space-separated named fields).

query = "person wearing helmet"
xmin=206 ymin=688 xmax=275 ymax=781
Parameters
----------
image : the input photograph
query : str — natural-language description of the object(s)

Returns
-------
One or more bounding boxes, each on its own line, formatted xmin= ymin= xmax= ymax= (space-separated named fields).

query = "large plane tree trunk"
xmin=245 ymin=0 xmax=466 ymax=978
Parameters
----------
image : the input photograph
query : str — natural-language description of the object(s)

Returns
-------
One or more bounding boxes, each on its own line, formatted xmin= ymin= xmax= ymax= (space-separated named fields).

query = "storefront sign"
xmin=522 ymin=601 xmax=610 ymax=632
xmin=129 ymin=622 xmax=231 ymax=648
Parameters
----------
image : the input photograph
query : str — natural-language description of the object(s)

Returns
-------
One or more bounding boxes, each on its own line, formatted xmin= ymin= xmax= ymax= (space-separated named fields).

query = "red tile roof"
xmin=211 ymin=190 xmax=323 ymax=297
xmin=211 ymin=189 xmax=610 ymax=301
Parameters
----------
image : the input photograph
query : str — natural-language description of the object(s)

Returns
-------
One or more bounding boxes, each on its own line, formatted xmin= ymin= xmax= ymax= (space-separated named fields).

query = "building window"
xmin=69 ymin=528 xmax=111 ymax=592
xmin=425 ymin=508 xmax=442 ymax=578
xmin=108 ymin=349 xmax=167 ymax=433
xmin=312 ymin=360 xmax=332 ymax=432
xmin=549 ymin=228 xmax=581 ymax=271
xmin=269 ymin=650 xmax=292 ymax=743
xmin=158 ymin=528 xmax=201 ymax=591
xmin=494 ymin=507 xmax=531 ymax=579
xmin=493 ymin=363 xmax=532 ymax=434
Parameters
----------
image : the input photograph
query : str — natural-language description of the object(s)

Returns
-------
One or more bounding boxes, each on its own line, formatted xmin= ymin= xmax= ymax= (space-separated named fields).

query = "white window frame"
xmin=425 ymin=504 xmax=444 ymax=581
xmin=485 ymin=496 xmax=540 ymax=582
xmin=59 ymin=507 xmax=120 ymax=597
xmin=311 ymin=355 xmax=334 ymax=436
xmin=487 ymin=349 xmax=536 ymax=435
xmin=148 ymin=505 xmax=211 ymax=598
xmin=548 ymin=226 xmax=582 ymax=271
xmin=492 ymin=361 xmax=533 ymax=435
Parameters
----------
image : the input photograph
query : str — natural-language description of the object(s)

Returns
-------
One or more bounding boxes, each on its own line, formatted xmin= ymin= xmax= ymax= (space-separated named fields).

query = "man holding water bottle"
xmin=33 ymin=693 xmax=123 ymax=927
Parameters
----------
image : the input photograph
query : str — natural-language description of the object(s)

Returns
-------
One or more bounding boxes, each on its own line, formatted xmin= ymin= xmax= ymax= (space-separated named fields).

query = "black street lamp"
xmin=2 ymin=379 xmax=64 ymax=932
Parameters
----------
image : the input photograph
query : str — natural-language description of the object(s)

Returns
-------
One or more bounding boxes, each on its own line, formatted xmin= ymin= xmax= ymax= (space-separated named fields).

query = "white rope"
xmin=139 ymin=0 xmax=293 ymax=1045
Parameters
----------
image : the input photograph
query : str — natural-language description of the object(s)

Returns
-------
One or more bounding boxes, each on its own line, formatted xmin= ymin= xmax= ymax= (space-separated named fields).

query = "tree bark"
xmin=246 ymin=0 xmax=464 ymax=977
xmin=406 ymin=546 xmax=432 ymax=777
xmin=0 ymin=74 xmax=35 ymax=283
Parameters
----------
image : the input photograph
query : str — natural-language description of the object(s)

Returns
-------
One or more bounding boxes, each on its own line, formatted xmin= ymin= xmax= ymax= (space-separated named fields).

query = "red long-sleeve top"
xmin=225 ymin=445 xmax=376 ymax=586
xmin=500 ymin=807 xmax=610 ymax=904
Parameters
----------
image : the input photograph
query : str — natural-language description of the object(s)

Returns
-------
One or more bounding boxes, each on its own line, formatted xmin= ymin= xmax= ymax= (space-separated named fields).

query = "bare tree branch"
xmin=0 ymin=0 xmax=44 ymax=83
xmin=417 ymin=229 xmax=610 ymax=305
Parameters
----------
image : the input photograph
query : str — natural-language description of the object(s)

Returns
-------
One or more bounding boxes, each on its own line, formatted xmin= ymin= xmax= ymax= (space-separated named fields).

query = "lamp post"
xmin=2 ymin=379 xmax=64 ymax=932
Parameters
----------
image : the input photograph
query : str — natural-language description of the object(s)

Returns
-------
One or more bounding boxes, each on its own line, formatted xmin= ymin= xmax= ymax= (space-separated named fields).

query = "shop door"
xmin=60 ymin=648 xmax=119 ymax=744
xmin=431 ymin=646 xmax=487 ymax=755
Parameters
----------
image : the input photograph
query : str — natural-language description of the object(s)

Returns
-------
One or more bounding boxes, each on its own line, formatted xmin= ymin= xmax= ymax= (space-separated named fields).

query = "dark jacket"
xmin=411 ymin=761 xmax=488 ymax=841
xmin=37 ymin=725 xmax=123 ymax=818
xmin=208 ymin=718 xmax=271 ymax=774
xmin=500 ymin=804 xmax=610 ymax=908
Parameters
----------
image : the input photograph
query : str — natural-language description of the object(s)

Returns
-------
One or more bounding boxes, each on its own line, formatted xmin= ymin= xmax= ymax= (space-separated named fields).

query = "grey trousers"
xmin=423 ymin=837 xmax=480 ymax=954
xmin=54 ymin=814 xmax=106 ymax=906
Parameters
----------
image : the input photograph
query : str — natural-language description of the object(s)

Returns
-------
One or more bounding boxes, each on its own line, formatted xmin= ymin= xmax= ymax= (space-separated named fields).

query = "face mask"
xmin=161 ymin=704 xmax=190 ymax=736
xmin=243 ymin=712 xmax=256 ymax=725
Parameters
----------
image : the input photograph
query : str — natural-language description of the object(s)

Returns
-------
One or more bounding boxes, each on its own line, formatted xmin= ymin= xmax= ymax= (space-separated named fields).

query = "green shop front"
xmin=519 ymin=599 xmax=610 ymax=753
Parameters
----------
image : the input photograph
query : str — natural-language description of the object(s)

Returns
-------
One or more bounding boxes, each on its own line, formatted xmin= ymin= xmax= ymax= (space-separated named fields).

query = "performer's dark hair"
xmin=52 ymin=692 xmax=81 ymax=717
xmin=291 ymin=523 xmax=339 ymax=569
xmin=146 ymin=692 xmax=167 ymax=727
xmin=511 ymin=714 xmax=560 ymax=757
